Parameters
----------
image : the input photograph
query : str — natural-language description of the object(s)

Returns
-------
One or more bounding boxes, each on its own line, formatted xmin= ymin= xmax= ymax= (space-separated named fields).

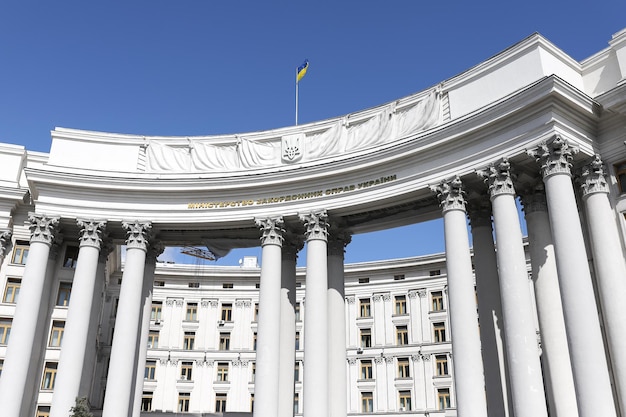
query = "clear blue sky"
xmin=1 ymin=1 xmax=624 ymax=265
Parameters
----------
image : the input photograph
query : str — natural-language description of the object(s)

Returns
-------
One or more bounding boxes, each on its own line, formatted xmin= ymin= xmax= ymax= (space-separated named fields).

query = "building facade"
xmin=1 ymin=28 xmax=626 ymax=417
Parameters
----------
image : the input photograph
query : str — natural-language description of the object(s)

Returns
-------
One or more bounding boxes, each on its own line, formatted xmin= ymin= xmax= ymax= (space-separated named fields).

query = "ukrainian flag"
xmin=296 ymin=60 xmax=309 ymax=83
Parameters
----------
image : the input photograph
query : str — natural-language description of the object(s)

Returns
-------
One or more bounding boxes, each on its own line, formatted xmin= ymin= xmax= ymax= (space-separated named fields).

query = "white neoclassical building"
xmin=1 ymin=27 xmax=626 ymax=417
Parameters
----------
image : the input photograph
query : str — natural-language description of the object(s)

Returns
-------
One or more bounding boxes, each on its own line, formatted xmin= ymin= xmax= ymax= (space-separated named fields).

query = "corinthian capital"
xmin=477 ymin=158 xmax=516 ymax=198
xmin=528 ymin=135 xmax=578 ymax=178
xmin=580 ymin=154 xmax=609 ymax=197
xmin=29 ymin=214 xmax=60 ymax=246
xmin=327 ymin=228 xmax=352 ymax=256
xmin=466 ymin=194 xmax=492 ymax=229
xmin=519 ymin=183 xmax=548 ymax=215
xmin=0 ymin=230 xmax=12 ymax=258
xmin=146 ymin=241 xmax=165 ymax=262
xmin=77 ymin=219 xmax=107 ymax=249
xmin=122 ymin=221 xmax=152 ymax=251
xmin=299 ymin=210 xmax=329 ymax=242
xmin=255 ymin=216 xmax=284 ymax=247
xmin=431 ymin=176 xmax=466 ymax=213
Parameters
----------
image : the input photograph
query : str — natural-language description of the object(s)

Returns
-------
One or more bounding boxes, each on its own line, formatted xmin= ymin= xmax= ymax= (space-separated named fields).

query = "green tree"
xmin=69 ymin=397 xmax=93 ymax=417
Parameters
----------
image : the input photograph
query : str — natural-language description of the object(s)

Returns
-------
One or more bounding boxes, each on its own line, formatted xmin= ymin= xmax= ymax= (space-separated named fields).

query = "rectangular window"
xmin=215 ymin=393 xmax=227 ymax=412
xmin=183 ymin=332 xmax=195 ymax=350
xmin=394 ymin=274 xmax=405 ymax=280
xmin=294 ymin=361 xmax=300 ymax=381
xmin=295 ymin=302 xmax=301 ymax=321
xmin=141 ymin=392 xmax=153 ymax=411
xmin=294 ymin=393 xmax=299 ymax=414
xmin=217 ymin=362 xmax=229 ymax=381
xmin=397 ymin=357 xmax=410 ymax=378
xmin=254 ymin=303 xmax=259 ymax=321
xmin=359 ymin=298 xmax=371 ymax=317
xmin=429 ymin=269 xmax=441 ymax=276
xmin=41 ymin=362 xmax=58 ymax=390
xmin=147 ymin=331 xmax=159 ymax=349
xmin=0 ymin=318 xmax=12 ymax=345
xmin=56 ymin=282 xmax=72 ymax=307
xmin=219 ymin=332 xmax=230 ymax=350
xmin=2 ymin=278 xmax=20 ymax=303
xmin=36 ymin=406 xmax=50 ymax=417
xmin=144 ymin=360 xmax=157 ymax=380
xmin=221 ymin=303 xmax=233 ymax=321
xmin=431 ymin=291 xmax=444 ymax=311
xmin=360 ymin=360 xmax=373 ymax=380
xmin=0 ymin=359 xmax=3 ymax=377
xmin=615 ymin=161 xmax=626 ymax=193
xmin=253 ymin=332 xmax=257 ymax=350
xmin=11 ymin=241 xmax=29 ymax=265
xmin=251 ymin=362 xmax=256 ymax=382
xmin=49 ymin=321 xmax=65 ymax=347
xmin=178 ymin=392 xmax=190 ymax=412
xmin=358 ymin=277 xmax=369 ymax=284
xmin=437 ymin=388 xmax=451 ymax=409
xmin=360 ymin=328 xmax=372 ymax=348
xmin=361 ymin=391 xmax=373 ymax=413
xmin=222 ymin=283 xmax=234 ymax=289
xmin=154 ymin=280 xmax=165 ymax=287
xmin=112 ymin=298 xmax=119 ymax=317
xmin=186 ymin=302 xmax=198 ymax=321
xmin=63 ymin=245 xmax=79 ymax=268
xmin=295 ymin=331 xmax=300 ymax=350
xmin=250 ymin=393 xmax=254 ymax=412
xmin=436 ymin=355 xmax=449 ymax=376
xmin=188 ymin=282 xmax=199 ymax=288
xmin=434 ymin=322 xmax=446 ymax=343
xmin=151 ymin=301 xmax=162 ymax=321
xmin=399 ymin=390 xmax=412 ymax=411
xmin=180 ymin=361 xmax=193 ymax=381
xmin=396 ymin=325 xmax=409 ymax=345
xmin=395 ymin=295 xmax=407 ymax=315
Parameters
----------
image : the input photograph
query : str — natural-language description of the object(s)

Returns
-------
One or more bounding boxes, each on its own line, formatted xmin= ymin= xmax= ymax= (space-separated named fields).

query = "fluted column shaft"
xmin=530 ymin=137 xmax=617 ymax=417
xmin=300 ymin=210 xmax=329 ymax=417
xmin=432 ymin=178 xmax=488 ymax=417
xmin=50 ymin=220 xmax=107 ymax=417
xmin=102 ymin=221 xmax=152 ymax=417
xmin=253 ymin=217 xmax=284 ymax=417
xmin=0 ymin=214 xmax=58 ymax=417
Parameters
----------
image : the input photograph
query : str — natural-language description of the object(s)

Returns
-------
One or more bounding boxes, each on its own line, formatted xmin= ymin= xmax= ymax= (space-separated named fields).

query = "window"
xmin=359 ymin=298 xmax=371 ymax=317
xmin=178 ymin=392 xmax=190 ymax=412
xmin=0 ymin=318 xmax=12 ymax=345
xmin=141 ymin=392 xmax=153 ymax=411
xmin=250 ymin=393 xmax=254 ymax=412
xmin=56 ymin=282 xmax=72 ymax=307
xmin=359 ymin=277 xmax=370 ymax=284
xmin=188 ymin=282 xmax=199 ymax=288
xmin=63 ymin=245 xmax=79 ymax=268
xmin=429 ymin=269 xmax=441 ymax=276
xmin=294 ymin=361 xmax=300 ymax=381
xmin=147 ymin=331 xmax=159 ymax=349
xmin=186 ymin=302 xmax=198 ymax=321
xmin=251 ymin=362 xmax=256 ymax=382
xmin=183 ymin=332 xmax=195 ymax=350
xmin=221 ymin=303 xmax=233 ymax=321
xmin=145 ymin=360 xmax=156 ymax=380
xmin=360 ymin=328 xmax=372 ymax=348
xmin=219 ymin=332 xmax=230 ymax=350
xmin=0 ymin=359 xmax=3 ymax=377
xmin=180 ymin=361 xmax=193 ymax=381
xmin=36 ymin=407 xmax=50 ymax=417
xmin=151 ymin=301 xmax=162 ymax=321
xmin=253 ymin=332 xmax=257 ymax=350
xmin=49 ymin=321 xmax=65 ymax=347
xmin=397 ymin=357 xmax=410 ymax=378
xmin=295 ymin=302 xmax=301 ymax=321
xmin=361 ymin=392 xmax=373 ymax=413
xmin=431 ymin=291 xmax=444 ymax=311
xmin=11 ymin=241 xmax=29 ymax=265
xmin=436 ymin=355 xmax=449 ymax=376
xmin=360 ymin=360 xmax=373 ymax=380
xmin=294 ymin=393 xmax=299 ymax=414
xmin=295 ymin=331 xmax=300 ymax=350
xmin=217 ymin=362 xmax=229 ymax=381
xmin=396 ymin=325 xmax=409 ymax=345
xmin=434 ymin=322 xmax=446 ymax=343
xmin=395 ymin=295 xmax=407 ymax=315
xmin=437 ymin=388 xmax=451 ymax=409
xmin=112 ymin=298 xmax=119 ymax=317
xmin=254 ymin=303 xmax=259 ymax=321
xmin=215 ymin=393 xmax=227 ymax=412
xmin=615 ymin=161 xmax=626 ymax=192
xmin=394 ymin=274 xmax=405 ymax=281
xmin=399 ymin=390 xmax=412 ymax=411
xmin=41 ymin=362 xmax=58 ymax=390
xmin=3 ymin=278 xmax=20 ymax=303
xmin=154 ymin=280 xmax=165 ymax=287
xmin=223 ymin=283 xmax=234 ymax=289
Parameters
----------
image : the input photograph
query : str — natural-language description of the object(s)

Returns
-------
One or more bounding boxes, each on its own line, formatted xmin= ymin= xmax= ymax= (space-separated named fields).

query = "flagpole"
xmin=295 ymin=68 xmax=299 ymax=125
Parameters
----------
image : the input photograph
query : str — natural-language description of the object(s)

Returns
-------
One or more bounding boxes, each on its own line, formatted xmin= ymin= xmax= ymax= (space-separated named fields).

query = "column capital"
xmin=519 ymin=183 xmax=548 ymax=215
xmin=299 ymin=210 xmax=329 ymax=242
xmin=282 ymin=231 xmax=304 ymax=261
xmin=528 ymin=135 xmax=578 ymax=178
xmin=466 ymin=195 xmax=492 ymax=228
xmin=327 ymin=228 xmax=352 ymax=256
xmin=28 ymin=213 xmax=60 ymax=246
xmin=77 ymin=219 xmax=107 ymax=249
xmin=477 ymin=158 xmax=516 ymax=198
xmin=580 ymin=154 xmax=609 ymax=197
xmin=99 ymin=238 xmax=115 ymax=263
xmin=0 ymin=230 xmax=12 ymax=258
xmin=146 ymin=241 xmax=165 ymax=263
xmin=345 ymin=295 xmax=356 ymax=304
xmin=255 ymin=216 xmax=284 ymax=247
xmin=432 ymin=176 xmax=466 ymax=213
xmin=122 ymin=221 xmax=152 ymax=251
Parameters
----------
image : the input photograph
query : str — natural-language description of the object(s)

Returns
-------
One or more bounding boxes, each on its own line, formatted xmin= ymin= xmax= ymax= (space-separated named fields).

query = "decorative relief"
xmin=477 ymin=158 xmax=516 ymax=197
xmin=122 ymin=221 xmax=152 ymax=251
xmin=255 ymin=216 xmax=284 ymax=247
xmin=243 ymin=300 xmax=252 ymax=308
xmin=159 ymin=358 xmax=168 ymax=366
xmin=374 ymin=356 xmax=385 ymax=364
xmin=327 ymin=227 xmax=352 ymax=256
xmin=347 ymin=358 xmax=357 ymax=365
xmin=431 ymin=176 xmax=466 ymax=213
xmin=77 ymin=219 xmax=107 ymax=249
xmin=232 ymin=359 xmax=241 ymax=367
xmin=29 ymin=213 xmax=59 ymax=245
xmin=417 ymin=289 xmax=427 ymax=298
xmin=528 ymin=135 xmax=578 ymax=178
xmin=519 ymin=183 xmax=548 ymax=215
xmin=240 ymin=359 xmax=249 ymax=367
xmin=175 ymin=299 xmax=184 ymax=307
xmin=0 ymin=230 xmax=12 ymax=258
xmin=580 ymin=154 xmax=609 ymax=196
xmin=201 ymin=299 xmax=211 ymax=308
xmin=345 ymin=296 xmax=356 ymax=304
xmin=384 ymin=356 xmax=394 ymax=364
xmin=235 ymin=300 xmax=245 ymax=308
xmin=382 ymin=294 xmax=391 ymax=302
xmin=300 ymin=210 xmax=329 ymax=242
xmin=372 ymin=294 xmax=383 ymax=302
xmin=408 ymin=290 xmax=418 ymax=299
xmin=411 ymin=354 xmax=421 ymax=362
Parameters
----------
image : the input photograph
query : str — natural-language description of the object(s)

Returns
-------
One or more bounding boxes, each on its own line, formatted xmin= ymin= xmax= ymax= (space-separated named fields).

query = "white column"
xmin=521 ymin=185 xmax=578 ymax=417
xmin=467 ymin=200 xmax=510 ymax=417
xmin=102 ymin=221 xmax=152 ymax=417
xmin=300 ymin=210 xmax=329 ymax=417
xmin=0 ymin=214 xmax=58 ymax=417
xmin=278 ymin=234 xmax=302 ymax=417
xmin=432 ymin=177 xmax=488 ymax=417
xmin=50 ymin=220 xmax=107 ymax=417
xmin=529 ymin=136 xmax=617 ymax=417
xmin=580 ymin=155 xmax=626 ymax=415
xmin=478 ymin=159 xmax=548 ymax=417
xmin=253 ymin=217 xmax=284 ymax=417
xmin=328 ymin=227 xmax=351 ymax=417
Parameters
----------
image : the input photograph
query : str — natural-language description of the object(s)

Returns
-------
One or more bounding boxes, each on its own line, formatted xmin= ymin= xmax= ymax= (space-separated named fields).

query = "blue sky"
xmin=1 ymin=1 xmax=624 ymax=265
